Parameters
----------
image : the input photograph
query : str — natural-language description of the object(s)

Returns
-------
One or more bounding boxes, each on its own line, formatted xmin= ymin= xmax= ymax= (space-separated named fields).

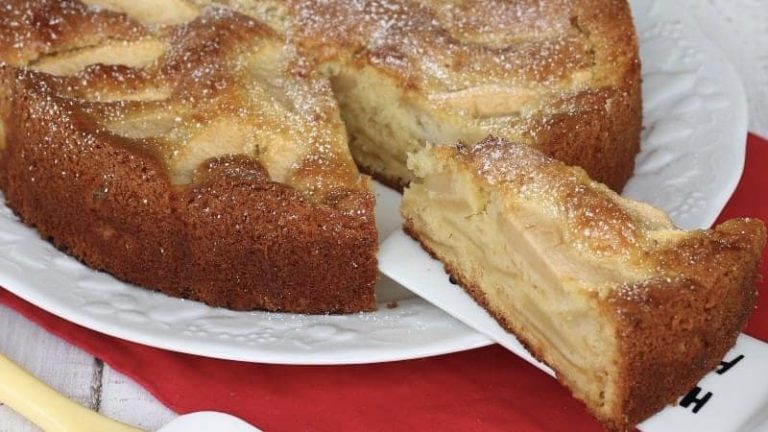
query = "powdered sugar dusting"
xmin=1 ymin=1 xmax=365 ymax=205
xmin=466 ymin=136 xmax=554 ymax=184
xmin=0 ymin=0 xmax=621 ymax=206
xmin=288 ymin=0 xmax=594 ymax=90
xmin=451 ymin=136 xmax=648 ymax=259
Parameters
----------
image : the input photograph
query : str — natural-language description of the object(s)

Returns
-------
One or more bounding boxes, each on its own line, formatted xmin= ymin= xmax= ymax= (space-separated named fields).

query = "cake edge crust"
xmin=0 ymin=65 xmax=379 ymax=314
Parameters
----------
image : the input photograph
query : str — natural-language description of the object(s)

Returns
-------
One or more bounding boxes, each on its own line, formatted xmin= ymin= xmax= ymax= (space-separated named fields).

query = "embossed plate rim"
xmin=0 ymin=0 xmax=748 ymax=364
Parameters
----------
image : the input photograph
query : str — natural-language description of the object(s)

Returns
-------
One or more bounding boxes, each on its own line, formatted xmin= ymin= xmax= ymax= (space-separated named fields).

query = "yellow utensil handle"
xmin=0 ymin=354 xmax=142 ymax=432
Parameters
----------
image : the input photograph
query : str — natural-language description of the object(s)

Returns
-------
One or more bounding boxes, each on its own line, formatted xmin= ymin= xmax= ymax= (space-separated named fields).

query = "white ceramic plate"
xmin=0 ymin=0 xmax=748 ymax=364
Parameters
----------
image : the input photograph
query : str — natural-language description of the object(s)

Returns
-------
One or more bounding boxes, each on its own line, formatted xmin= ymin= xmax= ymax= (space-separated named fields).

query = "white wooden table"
xmin=1 ymin=1 xmax=767 ymax=430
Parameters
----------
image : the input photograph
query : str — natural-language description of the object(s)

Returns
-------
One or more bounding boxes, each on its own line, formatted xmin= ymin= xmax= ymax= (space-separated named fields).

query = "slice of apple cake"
xmin=401 ymin=136 xmax=766 ymax=430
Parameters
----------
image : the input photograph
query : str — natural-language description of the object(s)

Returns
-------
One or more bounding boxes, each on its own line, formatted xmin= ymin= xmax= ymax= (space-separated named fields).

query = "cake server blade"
xmin=379 ymin=228 xmax=768 ymax=432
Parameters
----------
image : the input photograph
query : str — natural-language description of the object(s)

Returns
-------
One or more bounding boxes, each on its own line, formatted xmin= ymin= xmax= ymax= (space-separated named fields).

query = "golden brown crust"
xmin=0 ymin=64 xmax=378 ymax=313
xmin=605 ymin=219 xmax=766 ymax=429
xmin=519 ymin=83 xmax=641 ymax=191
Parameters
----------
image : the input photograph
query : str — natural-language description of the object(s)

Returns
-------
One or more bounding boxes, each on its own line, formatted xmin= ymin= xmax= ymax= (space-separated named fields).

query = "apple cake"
xmin=1 ymin=1 xmax=765 ymax=429
xmin=0 ymin=0 xmax=641 ymax=312
xmin=401 ymin=137 xmax=766 ymax=430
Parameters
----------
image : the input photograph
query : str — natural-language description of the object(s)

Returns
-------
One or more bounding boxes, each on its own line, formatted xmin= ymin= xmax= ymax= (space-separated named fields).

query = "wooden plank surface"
xmin=100 ymin=365 xmax=175 ymax=431
xmin=0 ymin=1 xmax=766 ymax=430
xmin=0 ymin=304 xmax=175 ymax=431
xmin=0 ymin=305 xmax=97 ymax=432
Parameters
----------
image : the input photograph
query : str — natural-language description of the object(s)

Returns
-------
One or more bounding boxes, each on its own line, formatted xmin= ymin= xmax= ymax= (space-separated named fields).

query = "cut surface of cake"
xmin=401 ymin=136 xmax=766 ymax=430
xmin=0 ymin=0 xmax=642 ymax=313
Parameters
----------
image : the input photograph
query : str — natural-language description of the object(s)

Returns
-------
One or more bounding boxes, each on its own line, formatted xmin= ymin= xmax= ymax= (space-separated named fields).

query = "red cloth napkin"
xmin=1 ymin=134 xmax=767 ymax=432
